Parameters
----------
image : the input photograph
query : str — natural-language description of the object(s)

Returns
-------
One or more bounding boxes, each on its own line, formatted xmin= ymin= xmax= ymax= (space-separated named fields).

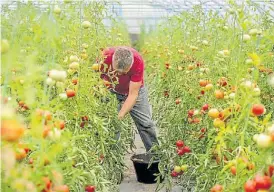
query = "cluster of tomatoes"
xmin=170 ymin=140 xmax=191 ymax=177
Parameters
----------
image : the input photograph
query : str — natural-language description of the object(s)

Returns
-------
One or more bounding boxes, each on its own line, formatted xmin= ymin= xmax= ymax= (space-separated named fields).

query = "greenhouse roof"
xmin=1 ymin=0 xmax=274 ymax=34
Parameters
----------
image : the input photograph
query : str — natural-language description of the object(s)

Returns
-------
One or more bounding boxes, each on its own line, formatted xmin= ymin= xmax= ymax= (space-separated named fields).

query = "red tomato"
xmin=55 ymin=120 xmax=65 ymax=130
xmin=210 ymin=184 xmax=223 ymax=192
xmin=268 ymin=165 xmax=274 ymax=177
xmin=72 ymin=78 xmax=78 ymax=85
xmin=81 ymin=116 xmax=89 ymax=122
xmin=182 ymin=146 xmax=191 ymax=153
xmin=252 ymin=104 xmax=265 ymax=116
xmin=200 ymin=127 xmax=206 ymax=133
xmin=80 ymin=121 xmax=86 ymax=128
xmin=42 ymin=177 xmax=51 ymax=192
xmin=85 ymin=185 xmax=95 ymax=192
xmin=254 ymin=175 xmax=272 ymax=190
xmin=200 ymin=90 xmax=205 ymax=95
xmin=202 ymin=104 xmax=209 ymax=111
xmin=230 ymin=166 xmax=237 ymax=175
xmin=176 ymin=140 xmax=184 ymax=148
xmin=244 ymin=180 xmax=256 ymax=192
xmin=66 ymin=90 xmax=76 ymax=98
xmin=170 ymin=170 xmax=178 ymax=177
xmin=24 ymin=147 xmax=30 ymax=154
xmin=177 ymin=148 xmax=185 ymax=156
xmin=188 ymin=109 xmax=194 ymax=117
xmin=218 ymin=77 xmax=228 ymax=87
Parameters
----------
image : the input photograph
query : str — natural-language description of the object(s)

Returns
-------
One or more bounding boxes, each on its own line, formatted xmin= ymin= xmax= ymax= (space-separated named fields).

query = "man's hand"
xmin=118 ymin=81 xmax=142 ymax=120
xmin=118 ymin=111 xmax=125 ymax=120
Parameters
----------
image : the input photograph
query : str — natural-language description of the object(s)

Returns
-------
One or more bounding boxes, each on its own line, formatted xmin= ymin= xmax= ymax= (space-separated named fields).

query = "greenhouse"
xmin=1 ymin=0 xmax=274 ymax=192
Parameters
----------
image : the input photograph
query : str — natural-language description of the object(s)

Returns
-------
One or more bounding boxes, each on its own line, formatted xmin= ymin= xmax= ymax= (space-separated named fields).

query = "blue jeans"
xmin=112 ymin=86 xmax=158 ymax=152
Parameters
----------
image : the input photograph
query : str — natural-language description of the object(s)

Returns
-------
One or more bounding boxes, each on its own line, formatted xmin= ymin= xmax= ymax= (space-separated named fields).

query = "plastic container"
xmin=131 ymin=153 xmax=163 ymax=184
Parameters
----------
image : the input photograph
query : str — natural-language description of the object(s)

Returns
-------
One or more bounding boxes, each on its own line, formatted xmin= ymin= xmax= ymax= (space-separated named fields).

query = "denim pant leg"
xmin=129 ymin=87 xmax=158 ymax=152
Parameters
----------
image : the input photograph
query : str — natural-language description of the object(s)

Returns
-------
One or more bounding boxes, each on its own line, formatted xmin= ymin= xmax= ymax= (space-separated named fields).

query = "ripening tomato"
xmin=244 ymin=180 xmax=256 ymax=192
xmin=215 ymin=90 xmax=224 ymax=99
xmin=176 ymin=140 xmax=184 ymax=148
xmin=53 ymin=185 xmax=70 ymax=192
xmin=230 ymin=166 xmax=237 ymax=175
xmin=103 ymin=80 xmax=111 ymax=88
xmin=210 ymin=184 xmax=223 ymax=192
xmin=252 ymin=104 xmax=265 ymax=116
xmin=174 ymin=166 xmax=181 ymax=173
xmin=199 ymin=79 xmax=209 ymax=87
xmin=43 ymin=126 xmax=51 ymax=138
xmin=85 ymin=185 xmax=95 ymax=192
xmin=29 ymin=158 xmax=34 ymax=164
xmin=42 ymin=177 xmax=51 ymax=192
xmin=205 ymin=83 xmax=213 ymax=91
xmin=1 ymin=119 xmax=25 ymax=142
xmin=44 ymin=111 xmax=52 ymax=121
xmin=15 ymin=148 xmax=27 ymax=160
xmin=55 ymin=120 xmax=65 ymax=130
xmin=66 ymin=89 xmax=76 ymax=98
xmin=72 ymin=78 xmax=78 ymax=85
xmin=91 ymin=64 xmax=99 ymax=71
xmin=188 ymin=109 xmax=194 ymax=117
xmin=218 ymin=77 xmax=228 ymax=87
xmin=208 ymin=108 xmax=220 ymax=119
xmin=175 ymin=98 xmax=181 ymax=105
xmin=187 ymin=64 xmax=194 ymax=70
xmin=213 ymin=118 xmax=225 ymax=128
xmin=18 ymin=101 xmax=25 ymax=107
xmin=247 ymin=162 xmax=255 ymax=170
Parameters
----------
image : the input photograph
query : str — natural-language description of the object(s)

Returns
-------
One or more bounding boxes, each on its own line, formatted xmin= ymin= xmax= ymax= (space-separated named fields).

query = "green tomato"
xmin=174 ymin=166 xmax=181 ymax=173
xmin=1 ymin=39 xmax=10 ymax=53
xmin=180 ymin=164 xmax=188 ymax=171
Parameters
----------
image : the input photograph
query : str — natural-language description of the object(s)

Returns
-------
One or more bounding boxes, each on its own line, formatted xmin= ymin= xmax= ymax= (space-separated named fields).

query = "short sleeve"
xmin=130 ymin=61 xmax=144 ymax=82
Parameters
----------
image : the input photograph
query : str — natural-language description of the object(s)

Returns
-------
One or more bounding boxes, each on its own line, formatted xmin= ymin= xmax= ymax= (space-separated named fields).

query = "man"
xmin=100 ymin=46 xmax=158 ymax=152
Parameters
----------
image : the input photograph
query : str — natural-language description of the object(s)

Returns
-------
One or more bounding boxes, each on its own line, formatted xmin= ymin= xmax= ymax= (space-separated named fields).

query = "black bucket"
xmin=131 ymin=153 xmax=163 ymax=184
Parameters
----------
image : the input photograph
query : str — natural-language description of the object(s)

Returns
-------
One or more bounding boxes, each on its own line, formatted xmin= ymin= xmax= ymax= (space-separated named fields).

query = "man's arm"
xmin=118 ymin=81 xmax=142 ymax=120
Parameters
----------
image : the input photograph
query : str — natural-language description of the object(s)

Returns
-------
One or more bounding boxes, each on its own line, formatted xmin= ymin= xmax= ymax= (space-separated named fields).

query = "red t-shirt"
xmin=100 ymin=46 xmax=144 ymax=95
